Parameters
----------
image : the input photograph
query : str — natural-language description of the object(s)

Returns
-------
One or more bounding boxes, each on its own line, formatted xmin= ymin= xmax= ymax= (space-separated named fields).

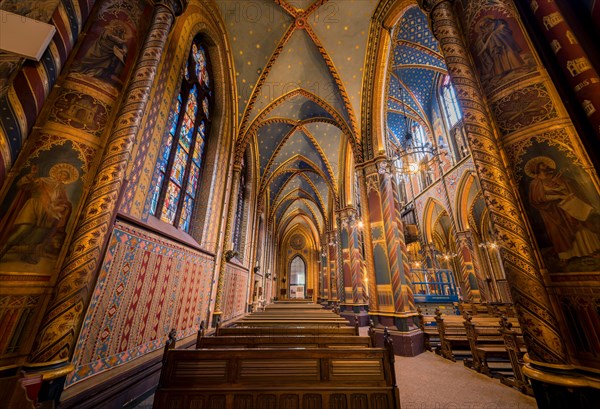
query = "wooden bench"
xmin=435 ymin=312 xmax=470 ymax=362
xmin=216 ymin=325 xmax=359 ymax=337
xmin=498 ymin=316 xmax=533 ymax=395
xmin=155 ymin=337 xmax=400 ymax=408
xmin=416 ymin=307 xmax=440 ymax=353
xmin=264 ymin=303 xmax=327 ymax=310
xmin=197 ymin=334 xmax=373 ymax=349
xmin=463 ymin=314 xmax=518 ymax=373
xmin=234 ymin=319 xmax=349 ymax=327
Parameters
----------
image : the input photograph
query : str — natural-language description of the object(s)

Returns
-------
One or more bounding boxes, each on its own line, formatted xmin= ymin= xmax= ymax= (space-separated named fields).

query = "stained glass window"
xmin=150 ymin=36 xmax=212 ymax=232
xmin=441 ymin=75 xmax=462 ymax=128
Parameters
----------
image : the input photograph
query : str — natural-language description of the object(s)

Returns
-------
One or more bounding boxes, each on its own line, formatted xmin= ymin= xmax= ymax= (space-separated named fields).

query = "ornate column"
xmin=357 ymin=170 xmax=378 ymax=312
xmin=337 ymin=209 xmax=350 ymax=305
xmin=419 ymin=0 xmax=568 ymax=366
xmin=338 ymin=207 xmax=368 ymax=323
xmin=320 ymin=241 xmax=328 ymax=301
xmin=455 ymin=230 xmax=483 ymax=302
xmin=326 ymin=230 xmax=339 ymax=304
xmin=212 ymin=165 xmax=241 ymax=326
xmin=527 ymin=1 xmax=600 ymax=143
xmin=360 ymin=157 xmax=421 ymax=355
xmin=27 ymin=0 xmax=188 ymax=366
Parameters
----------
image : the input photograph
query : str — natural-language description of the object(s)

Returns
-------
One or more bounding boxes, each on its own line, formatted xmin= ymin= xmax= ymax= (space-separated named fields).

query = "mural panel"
xmin=460 ymin=1 xmax=537 ymax=94
xmin=0 ymin=139 xmax=90 ymax=273
xmin=515 ymin=141 xmax=600 ymax=273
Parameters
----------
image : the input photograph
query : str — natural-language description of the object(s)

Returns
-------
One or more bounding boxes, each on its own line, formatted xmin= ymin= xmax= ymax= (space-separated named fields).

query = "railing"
xmin=410 ymin=268 xmax=459 ymax=302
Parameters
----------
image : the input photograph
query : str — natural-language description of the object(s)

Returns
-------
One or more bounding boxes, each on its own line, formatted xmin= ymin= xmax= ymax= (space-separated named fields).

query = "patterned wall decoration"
xmin=0 ymin=0 xmax=96 ymax=186
xmin=221 ymin=263 xmax=249 ymax=322
xmin=66 ymin=220 xmax=215 ymax=386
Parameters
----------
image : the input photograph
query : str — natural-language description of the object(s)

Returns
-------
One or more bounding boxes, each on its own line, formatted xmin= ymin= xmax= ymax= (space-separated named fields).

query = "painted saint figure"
xmin=0 ymin=163 xmax=78 ymax=264
xmin=526 ymin=156 xmax=600 ymax=263
xmin=76 ymin=20 xmax=130 ymax=83
xmin=476 ymin=16 xmax=526 ymax=82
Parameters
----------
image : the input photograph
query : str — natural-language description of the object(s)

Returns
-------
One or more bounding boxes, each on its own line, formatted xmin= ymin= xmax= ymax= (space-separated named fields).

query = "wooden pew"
xmin=435 ymin=312 xmax=470 ymax=362
xmin=216 ymin=325 xmax=359 ymax=337
xmin=155 ymin=333 xmax=400 ymax=409
xmin=197 ymin=334 xmax=373 ymax=349
xmin=463 ymin=313 xmax=516 ymax=373
xmin=264 ymin=303 xmax=325 ymax=310
xmin=416 ymin=307 xmax=440 ymax=353
xmin=498 ymin=316 xmax=533 ymax=395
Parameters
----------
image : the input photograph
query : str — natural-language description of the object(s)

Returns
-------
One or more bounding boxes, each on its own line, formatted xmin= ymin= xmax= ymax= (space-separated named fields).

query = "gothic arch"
xmin=454 ymin=170 xmax=479 ymax=232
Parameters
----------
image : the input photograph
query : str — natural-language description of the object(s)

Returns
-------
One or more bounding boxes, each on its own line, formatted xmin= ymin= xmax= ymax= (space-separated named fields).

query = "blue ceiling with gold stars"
xmin=386 ymin=5 xmax=447 ymax=148
xmin=221 ymin=0 xmax=378 ymax=242
xmin=220 ymin=1 xmax=446 ymax=245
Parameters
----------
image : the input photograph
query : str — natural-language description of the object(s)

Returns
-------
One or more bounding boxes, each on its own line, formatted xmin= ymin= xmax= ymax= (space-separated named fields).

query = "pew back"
xmin=154 ymin=348 xmax=400 ymax=409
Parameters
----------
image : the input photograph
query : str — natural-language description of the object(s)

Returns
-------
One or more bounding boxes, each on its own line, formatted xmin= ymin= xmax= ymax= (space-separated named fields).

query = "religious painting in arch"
xmin=69 ymin=0 xmax=147 ymax=91
xmin=0 ymin=141 xmax=86 ymax=274
xmin=464 ymin=7 xmax=536 ymax=93
xmin=516 ymin=142 xmax=600 ymax=273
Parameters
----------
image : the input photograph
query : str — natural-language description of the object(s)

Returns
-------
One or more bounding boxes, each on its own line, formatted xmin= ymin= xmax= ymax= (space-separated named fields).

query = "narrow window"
xmin=150 ymin=36 xmax=212 ymax=232
xmin=441 ymin=75 xmax=462 ymax=128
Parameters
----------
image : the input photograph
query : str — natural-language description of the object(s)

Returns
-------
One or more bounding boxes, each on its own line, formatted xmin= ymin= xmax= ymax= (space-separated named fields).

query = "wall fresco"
xmin=460 ymin=1 xmax=537 ymax=94
xmin=516 ymin=141 xmax=600 ymax=273
xmin=0 ymin=0 xmax=96 ymax=186
xmin=0 ymin=139 xmax=89 ymax=274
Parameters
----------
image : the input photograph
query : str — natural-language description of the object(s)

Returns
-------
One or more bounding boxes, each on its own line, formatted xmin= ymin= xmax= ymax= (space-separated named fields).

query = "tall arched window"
xmin=290 ymin=256 xmax=306 ymax=287
xmin=441 ymin=75 xmax=461 ymax=128
xmin=150 ymin=36 xmax=212 ymax=232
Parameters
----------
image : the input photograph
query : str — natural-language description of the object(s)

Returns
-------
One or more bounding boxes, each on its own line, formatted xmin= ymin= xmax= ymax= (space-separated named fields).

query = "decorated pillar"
xmin=444 ymin=0 xmax=600 ymax=401
xmin=338 ymin=207 xmax=368 ymax=323
xmin=358 ymin=168 xmax=379 ymax=313
xmin=18 ymin=0 xmax=187 ymax=369
xmin=527 ymin=1 xmax=600 ymax=143
xmin=212 ymin=165 xmax=241 ymax=325
xmin=337 ymin=208 xmax=352 ymax=305
xmin=326 ymin=230 xmax=339 ymax=304
xmin=334 ymin=218 xmax=345 ymax=304
xmin=320 ymin=241 xmax=328 ymax=301
xmin=423 ymin=0 xmax=567 ymax=364
xmin=455 ymin=230 xmax=483 ymax=302
xmin=360 ymin=157 xmax=421 ymax=354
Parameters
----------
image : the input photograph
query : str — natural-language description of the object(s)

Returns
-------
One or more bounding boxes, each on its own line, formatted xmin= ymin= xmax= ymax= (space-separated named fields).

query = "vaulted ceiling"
xmin=219 ymin=0 xmax=444 ymax=246
xmin=387 ymin=6 xmax=447 ymax=150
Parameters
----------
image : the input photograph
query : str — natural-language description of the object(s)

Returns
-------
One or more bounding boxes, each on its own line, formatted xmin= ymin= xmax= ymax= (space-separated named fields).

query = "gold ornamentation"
xmin=426 ymin=0 xmax=568 ymax=364
xmin=29 ymin=5 xmax=178 ymax=364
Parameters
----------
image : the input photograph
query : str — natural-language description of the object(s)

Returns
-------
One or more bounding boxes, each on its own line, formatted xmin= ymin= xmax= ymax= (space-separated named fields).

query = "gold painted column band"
xmin=213 ymin=166 xmax=241 ymax=319
xmin=28 ymin=0 xmax=187 ymax=364
xmin=420 ymin=0 xmax=568 ymax=364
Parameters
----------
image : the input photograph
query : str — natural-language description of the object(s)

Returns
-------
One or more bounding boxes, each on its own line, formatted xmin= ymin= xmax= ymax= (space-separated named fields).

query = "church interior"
xmin=1 ymin=0 xmax=600 ymax=408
